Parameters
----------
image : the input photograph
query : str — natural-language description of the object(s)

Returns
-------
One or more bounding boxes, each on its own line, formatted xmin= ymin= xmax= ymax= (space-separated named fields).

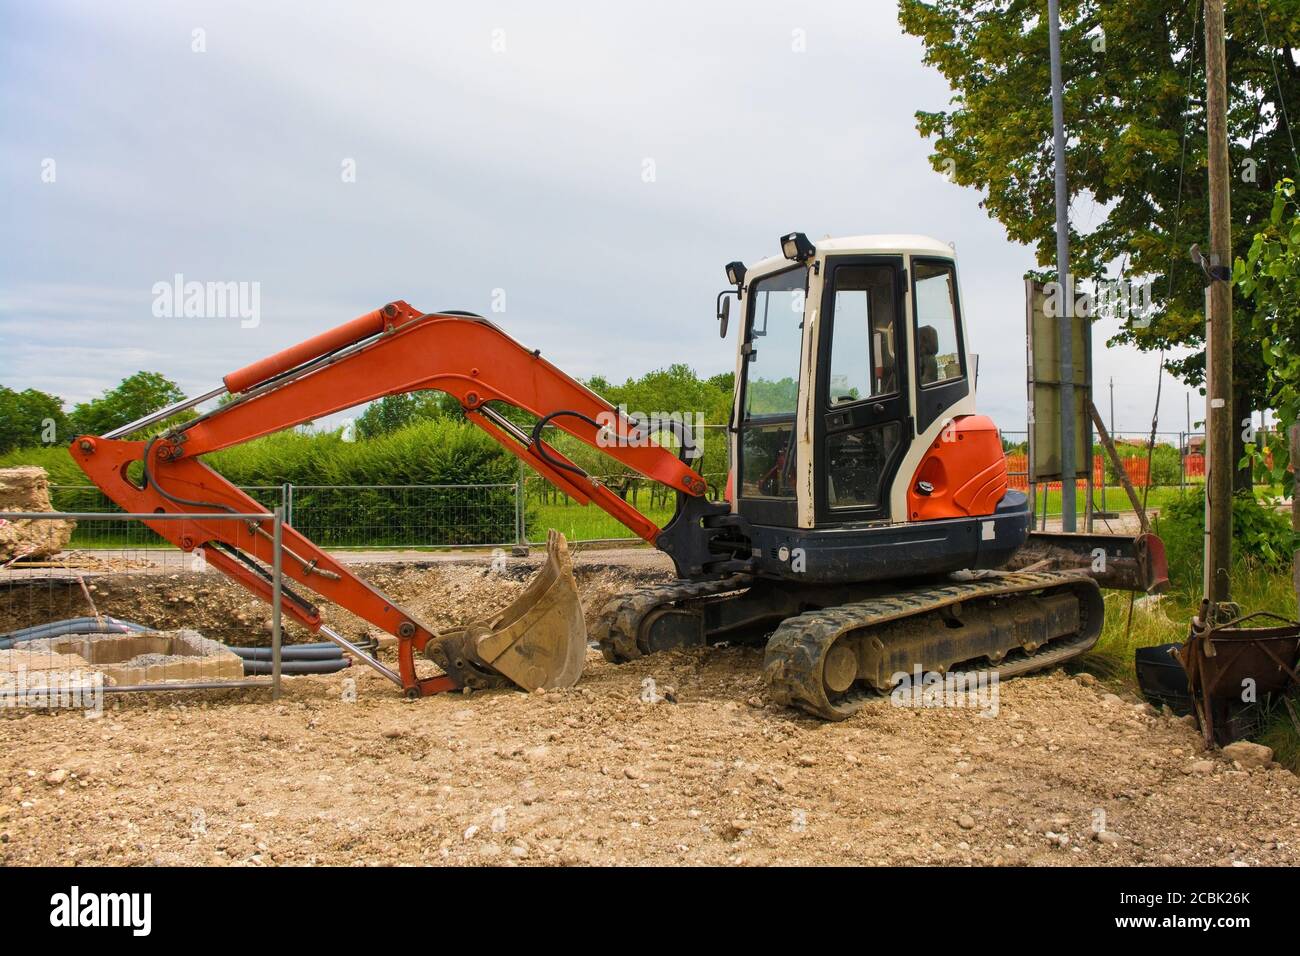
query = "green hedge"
xmin=1154 ymin=489 xmax=1296 ymax=592
xmin=0 ymin=419 xmax=528 ymax=547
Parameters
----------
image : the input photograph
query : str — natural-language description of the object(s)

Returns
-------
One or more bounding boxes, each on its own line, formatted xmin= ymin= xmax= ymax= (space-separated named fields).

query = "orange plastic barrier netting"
xmin=1004 ymin=453 xmax=1172 ymax=490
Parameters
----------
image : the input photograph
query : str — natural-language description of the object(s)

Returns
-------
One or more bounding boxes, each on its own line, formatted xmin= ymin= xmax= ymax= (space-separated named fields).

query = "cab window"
xmin=913 ymin=261 xmax=963 ymax=386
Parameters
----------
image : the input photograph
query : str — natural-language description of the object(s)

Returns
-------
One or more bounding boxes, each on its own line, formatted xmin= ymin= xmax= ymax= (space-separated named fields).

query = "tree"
xmin=68 ymin=371 xmax=189 ymax=437
xmin=706 ymin=371 xmax=735 ymax=394
xmin=898 ymin=0 xmax=1300 ymax=491
xmin=1235 ymin=177 xmax=1299 ymax=490
xmin=585 ymin=364 xmax=734 ymax=480
xmin=0 ymin=386 xmax=67 ymax=453
xmin=354 ymin=392 xmax=460 ymax=439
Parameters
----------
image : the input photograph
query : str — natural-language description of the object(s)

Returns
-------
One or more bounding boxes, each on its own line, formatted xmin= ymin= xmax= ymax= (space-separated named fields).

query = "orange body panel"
xmin=906 ymin=415 xmax=1009 ymax=521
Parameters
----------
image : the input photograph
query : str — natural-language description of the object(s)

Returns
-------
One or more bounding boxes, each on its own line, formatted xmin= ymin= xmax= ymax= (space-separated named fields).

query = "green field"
xmin=1029 ymin=481 xmax=1284 ymax=521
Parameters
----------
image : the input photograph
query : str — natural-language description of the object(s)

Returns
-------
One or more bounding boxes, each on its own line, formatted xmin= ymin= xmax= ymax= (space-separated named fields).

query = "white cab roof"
xmin=745 ymin=234 xmax=956 ymax=278
xmin=816 ymin=234 xmax=954 ymax=256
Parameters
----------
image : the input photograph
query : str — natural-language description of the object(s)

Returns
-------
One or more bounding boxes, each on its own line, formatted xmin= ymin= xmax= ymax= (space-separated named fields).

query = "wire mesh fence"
xmin=35 ymin=427 xmax=1280 ymax=550
xmin=0 ymin=510 xmax=284 ymax=709
xmin=287 ymin=484 xmax=518 ymax=548
xmin=997 ymin=429 xmax=1265 ymax=521
xmin=47 ymin=484 xmax=520 ymax=550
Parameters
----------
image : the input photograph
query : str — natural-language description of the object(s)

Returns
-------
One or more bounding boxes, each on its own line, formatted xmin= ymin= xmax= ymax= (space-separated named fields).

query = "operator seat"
xmin=919 ymin=324 xmax=939 ymax=385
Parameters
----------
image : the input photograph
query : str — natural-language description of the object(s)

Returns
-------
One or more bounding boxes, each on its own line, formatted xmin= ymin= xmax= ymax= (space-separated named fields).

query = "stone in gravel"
xmin=0 ymin=467 xmax=75 ymax=559
xmin=1075 ymin=673 xmax=1098 ymax=687
xmin=44 ymin=769 xmax=68 ymax=786
xmin=1094 ymin=830 xmax=1121 ymax=844
xmin=1189 ymin=760 xmax=1215 ymax=774
xmin=623 ymin=766 xmax=642 ymax=780
xmin=957 ymin=814 xmax=975 ymax=830
xmin=796 ymin=754 xmax=817 ymax=767
xmin=1222 ymin=741 xmax=1273 ymax=770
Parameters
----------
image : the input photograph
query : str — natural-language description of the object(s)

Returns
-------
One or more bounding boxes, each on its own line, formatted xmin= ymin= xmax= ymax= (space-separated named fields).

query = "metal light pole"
xmin=1203 ymin=0 xmax=1234 ymax=612
xmin=1048 ymin=0 xmax=1076 ymax=531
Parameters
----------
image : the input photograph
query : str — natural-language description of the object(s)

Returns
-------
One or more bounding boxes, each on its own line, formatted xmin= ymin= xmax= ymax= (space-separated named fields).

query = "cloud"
xmin=0 ymin=0 xmax=1188 ymax=438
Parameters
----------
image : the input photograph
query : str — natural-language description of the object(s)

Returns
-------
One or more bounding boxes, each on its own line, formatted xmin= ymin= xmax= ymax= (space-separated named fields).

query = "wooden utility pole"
xmin=1292 ymin=424 xmax=1299 ymax=607
xmin=1203 ymin=0 xmax=1234 ymax=612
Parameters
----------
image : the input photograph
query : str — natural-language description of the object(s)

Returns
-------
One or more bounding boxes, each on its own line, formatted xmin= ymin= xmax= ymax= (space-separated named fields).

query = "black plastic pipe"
xmin=0 ymin=616 xmax=150 ymax=649
xmin=230 ymin=645 xmax=345 ymax=661
xmin=240 ymin=657 xmax=352 ymax=675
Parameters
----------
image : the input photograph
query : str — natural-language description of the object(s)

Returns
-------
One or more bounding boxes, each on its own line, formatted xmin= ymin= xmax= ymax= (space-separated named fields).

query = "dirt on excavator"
xmin=2 ymin=548 xmax=1299 ymax=866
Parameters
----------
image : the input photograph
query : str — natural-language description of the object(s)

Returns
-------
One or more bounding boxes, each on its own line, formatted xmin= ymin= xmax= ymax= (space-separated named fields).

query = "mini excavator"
xmin=72 ymin=233 xmax=1166 ymax=719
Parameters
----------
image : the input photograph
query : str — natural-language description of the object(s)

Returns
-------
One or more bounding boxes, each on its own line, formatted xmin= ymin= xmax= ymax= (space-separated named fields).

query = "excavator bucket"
xmin=426 ymin=530 xmax=588 ymax=691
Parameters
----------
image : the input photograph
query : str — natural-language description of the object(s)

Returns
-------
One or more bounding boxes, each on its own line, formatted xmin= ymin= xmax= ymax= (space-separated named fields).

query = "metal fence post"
xmin=282 ymin=482 xmax=293 ymax=526
xmin=515 ymin=462 xmax=526 ymax=550
xmin=271 ymin=506 xmax=283 ymax=700
xmin=1179 ymin=431 xmax=1186 ymax=494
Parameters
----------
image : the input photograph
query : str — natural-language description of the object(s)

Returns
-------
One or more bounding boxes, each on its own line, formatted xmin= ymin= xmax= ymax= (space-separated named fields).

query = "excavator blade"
xmin=425 ymin=530 xmax=588 ymax=691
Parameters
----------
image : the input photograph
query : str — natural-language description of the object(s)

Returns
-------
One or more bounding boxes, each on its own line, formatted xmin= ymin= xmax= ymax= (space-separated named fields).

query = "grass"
xmin=528 ymin=499 xmax=676 ymax=542
xmin=1077 ymin=567 xmax=1300 ymax=772
xmin=1031 ymin=480 xmax=1284 ymax=519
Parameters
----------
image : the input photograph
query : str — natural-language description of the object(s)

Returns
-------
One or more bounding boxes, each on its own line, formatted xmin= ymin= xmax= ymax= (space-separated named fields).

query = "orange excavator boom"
xmin=72 ymin=301 xmax=708 ymax=697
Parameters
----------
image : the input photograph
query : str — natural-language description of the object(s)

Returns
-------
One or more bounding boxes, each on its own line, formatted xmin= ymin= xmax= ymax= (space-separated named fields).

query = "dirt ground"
xmin=2 ymin=550 xmax=1298 ymax=867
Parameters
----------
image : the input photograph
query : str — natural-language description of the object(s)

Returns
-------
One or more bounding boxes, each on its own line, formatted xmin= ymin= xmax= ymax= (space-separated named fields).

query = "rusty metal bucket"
xmin=1178 ymin=605 xmax=1300 ymax=747
xmin=424 ymin=530 xmax=588 ymax=692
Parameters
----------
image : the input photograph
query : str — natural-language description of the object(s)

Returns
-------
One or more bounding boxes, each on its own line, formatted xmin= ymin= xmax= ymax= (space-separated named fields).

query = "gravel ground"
xmin=1 ymin=553 xmax=1297 ymax=867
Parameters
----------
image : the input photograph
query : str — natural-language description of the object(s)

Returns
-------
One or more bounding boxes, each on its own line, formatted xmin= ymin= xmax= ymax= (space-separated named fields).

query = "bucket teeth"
xmin=425 ymin=530 xmax=588 ymax=691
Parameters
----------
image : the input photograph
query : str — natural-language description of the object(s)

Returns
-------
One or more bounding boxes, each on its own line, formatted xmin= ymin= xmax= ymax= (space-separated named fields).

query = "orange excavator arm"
xmin=70 ymin=301 xmax=710 ymax=697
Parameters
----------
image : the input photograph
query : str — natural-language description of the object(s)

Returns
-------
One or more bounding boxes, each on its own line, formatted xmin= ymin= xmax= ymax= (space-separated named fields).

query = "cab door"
xmin=735 ymin=264 xmax=808 ymax=528
xmin=813 ymin=256 xmax=911 ymax=523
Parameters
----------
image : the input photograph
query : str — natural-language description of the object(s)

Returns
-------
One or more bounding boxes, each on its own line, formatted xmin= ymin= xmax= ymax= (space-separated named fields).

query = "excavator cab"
xmin=721 ymin=234 xmax=1031 ymax=585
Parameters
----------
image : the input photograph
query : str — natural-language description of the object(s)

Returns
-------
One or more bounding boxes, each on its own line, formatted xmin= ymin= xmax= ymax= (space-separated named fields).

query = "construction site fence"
xmin=0 ymin=509 xmax=286 ymax=702
xmin=31 ymin=427 xmax=1281 ymax=549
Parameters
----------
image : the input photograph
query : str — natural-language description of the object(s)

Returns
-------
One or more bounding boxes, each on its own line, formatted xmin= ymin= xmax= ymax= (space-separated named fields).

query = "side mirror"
xmin=718 ymin=296 xmax=731 ymax=338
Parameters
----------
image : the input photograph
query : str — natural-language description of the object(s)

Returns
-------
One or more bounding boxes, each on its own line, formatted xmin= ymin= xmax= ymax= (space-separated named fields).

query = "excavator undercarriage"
xmin=594 ymin=569 xmax=1106 ymax=720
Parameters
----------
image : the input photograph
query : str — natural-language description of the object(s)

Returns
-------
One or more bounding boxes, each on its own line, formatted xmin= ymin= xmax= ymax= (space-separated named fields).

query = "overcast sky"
xmin=0 ymin=0 xmax=1202 ymax=438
